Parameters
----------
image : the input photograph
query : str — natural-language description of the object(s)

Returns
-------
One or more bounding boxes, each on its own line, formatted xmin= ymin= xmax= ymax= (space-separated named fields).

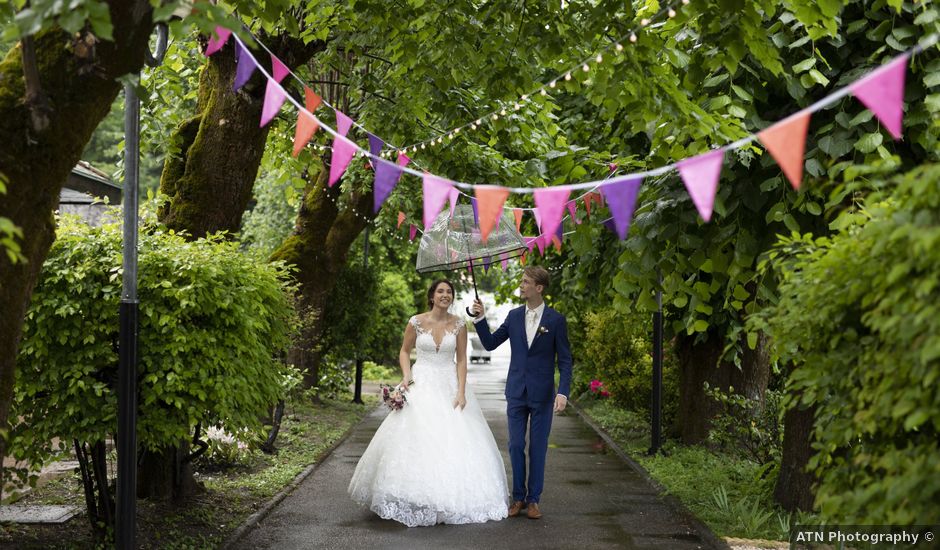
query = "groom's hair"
xmin=523 ymin=266 xmax=550 ymax=292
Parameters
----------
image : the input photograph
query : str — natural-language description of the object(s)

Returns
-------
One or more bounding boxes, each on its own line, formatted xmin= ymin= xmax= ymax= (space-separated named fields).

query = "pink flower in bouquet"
xmin=380 ymin=383 xmax=410 ymax=410
xmin=589 ymin=379 xmax=604 ymax=393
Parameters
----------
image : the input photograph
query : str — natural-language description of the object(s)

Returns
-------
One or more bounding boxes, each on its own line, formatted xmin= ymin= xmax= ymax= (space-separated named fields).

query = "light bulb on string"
xmin=630 ymin=33 xmax=637 ymax=43
xmin=641 ymin=18 xmax=650 ymax=26
xmin=564 ymin=72 xmax=572 ymax=81
xmin=615 ymin=43 xmax=623 ymax=51
xmin=668 ymin=8 xmax=676 ymax=17
xmin=550 ymin=80 xmax=557 ymax=88
xmin=596 ymin=54 xmax=603 ymax=63
xmin=582 ymin=63 xmax=589 ymax=72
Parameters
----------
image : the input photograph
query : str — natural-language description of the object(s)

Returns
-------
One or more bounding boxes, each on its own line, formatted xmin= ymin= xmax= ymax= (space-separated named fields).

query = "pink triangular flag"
xmin=423 ymin=174 xmax=453 ymax=229
xmin=205 ymin=27 xmax=231 ymax=56
xmin=524 ymin=237 xmax=537 ymax=253
xmin=677 ymin=149 xmax=724 ymax=222
xmin=409 ymin=224 xmax=418 ymax=241
xmin=601 ymin=176 xmax=643 ymax=240
xmin=328 ymin=137 xmax=357 ymax=187
xmin=475 ymin=186 xmax=511 ymax=243
xmin=259 ymin=55 xmax=291 ymax=127
xmin=851 ymin=55 xmax=908 ymax=140
xmin=533 ymin=187 xmax=571 ymax=242
xmin=292 ymin=87 xmax=322 ymax=157
xmin=448 ymin=188 xmax=460 ymax=216
xmin=397 ymin=211 xmax=406 ymax=229
xmin=566 ymin=200 xmax=580 ymax=224
xmin=328 ymin=112 xmax=356 ymax=187
xmin=758 ymin=112 xmax=811 ymax=190
xmin=535 ymin=236 xmax=546 ymax=256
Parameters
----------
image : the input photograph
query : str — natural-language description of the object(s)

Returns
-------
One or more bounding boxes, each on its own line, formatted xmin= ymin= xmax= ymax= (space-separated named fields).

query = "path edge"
xmin=220 ymin=405 xmax=380 ymax=549
xmin=570 ymin=402 xmax=731 ymax=550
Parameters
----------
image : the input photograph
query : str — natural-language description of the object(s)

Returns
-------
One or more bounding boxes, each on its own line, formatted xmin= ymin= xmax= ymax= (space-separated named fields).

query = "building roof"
xmin=65 ymin=161 xmax=122 ymax=203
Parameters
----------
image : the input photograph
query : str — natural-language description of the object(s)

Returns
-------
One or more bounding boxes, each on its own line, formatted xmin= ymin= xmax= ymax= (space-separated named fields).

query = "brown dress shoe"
xmin=526 ymin=502 xmax=542 ymax=519
xmin=508 ymin=500 xmax=526 ymax=517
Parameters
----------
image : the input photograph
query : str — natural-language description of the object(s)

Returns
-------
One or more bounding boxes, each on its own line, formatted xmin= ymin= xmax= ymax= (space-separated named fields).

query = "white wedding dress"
xmin=348 ymin=315 xmax=509 ymax=527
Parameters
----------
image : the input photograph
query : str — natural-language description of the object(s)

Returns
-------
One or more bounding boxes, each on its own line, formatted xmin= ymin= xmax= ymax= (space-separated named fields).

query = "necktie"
xmin=527 ymin=309 xmax=538 ymax=346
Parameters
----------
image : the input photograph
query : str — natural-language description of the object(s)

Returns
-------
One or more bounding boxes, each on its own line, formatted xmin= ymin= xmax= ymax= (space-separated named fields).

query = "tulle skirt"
xmin=348 ymin=367 xmax=509 ymax=527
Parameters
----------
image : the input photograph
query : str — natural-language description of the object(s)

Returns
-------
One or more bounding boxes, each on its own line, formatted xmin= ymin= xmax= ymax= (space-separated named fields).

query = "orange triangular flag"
xmin=551 ymin=235 xmax=562 ymax=252
xmin=584 ymin=192 xmax=602 ymax=217
xmin=475 ymin=186 xmax=510 ymax=243
xmin=513 ymin=208 xmax=523 ymax=232
xmin=292 ymin=87 xmax=322 ymax=157
xmin=757 ymin=112 xmax=811 ymax=190
xmin=397 ymin=211 xmax=406 ymax=229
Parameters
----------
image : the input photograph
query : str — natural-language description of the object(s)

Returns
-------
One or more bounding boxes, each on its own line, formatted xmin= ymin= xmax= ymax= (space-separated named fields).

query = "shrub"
xmin=9 ymin=215 xmax=296 ymax=484
xmin=705 ymin=384 xmax=783 ymax=465
xmin=755 ymin=163 xmax=940 ymax=524
xmin=576 ymin=307 xmax=679 ymax=423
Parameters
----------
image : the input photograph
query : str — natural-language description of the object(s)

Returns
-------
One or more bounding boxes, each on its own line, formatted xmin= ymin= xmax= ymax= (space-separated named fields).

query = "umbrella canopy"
xmin=416 ymin=204 xmax=527 ymax=274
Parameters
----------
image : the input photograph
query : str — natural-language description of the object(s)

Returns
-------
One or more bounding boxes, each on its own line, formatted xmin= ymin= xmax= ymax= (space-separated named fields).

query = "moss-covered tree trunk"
xmin=0 ymin=0 xmax=154 ymax=468
xmin=675 ymin=330 xmax=771 ymax=444
xmin=157 ymin=36 xmax=324 ymax=238
xmin=270 ymin=165 xmax=374 ymax=390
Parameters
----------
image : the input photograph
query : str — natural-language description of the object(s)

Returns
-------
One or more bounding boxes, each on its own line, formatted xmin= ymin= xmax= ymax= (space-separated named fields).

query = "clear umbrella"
xmin=416 ymin=204 xmax=527 ymax=315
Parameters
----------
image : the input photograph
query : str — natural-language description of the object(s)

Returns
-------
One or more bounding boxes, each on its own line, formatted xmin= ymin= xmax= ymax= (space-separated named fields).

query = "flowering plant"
xmin=380 ymin=383 xmax=410 ymax=410
xmin=589 ymin=379 xmax=611 ymax=398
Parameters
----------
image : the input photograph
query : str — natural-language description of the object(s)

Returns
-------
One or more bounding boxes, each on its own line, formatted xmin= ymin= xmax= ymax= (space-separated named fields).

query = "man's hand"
xmin=553 ymin=394 xmax=568 ymax=413
xmin=472 ymin=299 xmax=485 ymax=318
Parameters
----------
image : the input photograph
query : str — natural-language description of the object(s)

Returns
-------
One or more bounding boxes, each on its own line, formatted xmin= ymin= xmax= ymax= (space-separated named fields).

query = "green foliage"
xmin=0 ymin=175 xmax=24 ymax=264
xmin=705 ymin=384 xmax=783 ymax=465
xmin=240 ymin=171 xmax=302 ymax=258
xmin=754 ymin=163 xmax=940 ymax=525
xmin=2 ymin=0 xmax=113 ymax=41
xmin=9 ymin=215 xmax=297 ymax=476
xmin=575 ymin=307 xmax=679 ymax=423
xmin=361 ymin=360 xmax=397 ymax=381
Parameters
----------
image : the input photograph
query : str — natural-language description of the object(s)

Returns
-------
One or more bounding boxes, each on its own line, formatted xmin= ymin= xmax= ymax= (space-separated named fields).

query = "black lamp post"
xmin=353 ymin=226 xmax=370 ymax=404
xmin=116 ymin=23 xmax=167 ymax=550
xmin=649 ymin=268 xmax=663 ymax=455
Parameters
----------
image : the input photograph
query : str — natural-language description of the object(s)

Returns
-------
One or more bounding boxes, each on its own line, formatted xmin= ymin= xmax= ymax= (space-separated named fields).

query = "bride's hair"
xmin=427 ymin=279 xmax=455 ymax=310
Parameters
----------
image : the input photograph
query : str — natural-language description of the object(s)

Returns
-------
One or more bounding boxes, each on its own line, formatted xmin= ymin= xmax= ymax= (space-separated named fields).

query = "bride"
xmin=348 ymin=279 xmax=509 ymax=527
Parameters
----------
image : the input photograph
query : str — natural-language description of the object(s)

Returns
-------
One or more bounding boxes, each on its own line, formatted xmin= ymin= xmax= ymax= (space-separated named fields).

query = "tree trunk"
xmin=0 ymin=0 xmax=154 ymax=470
xmin=137 ymin=442 xmax=201 ymax=501
xmin=774 ymin=363 xmax=817 ymax=511
xmin=157 ymin=35 xmax=325 ymax=238
xmin=271 ymin=166 xmax=373 ymax=389
xmin=675 ymin=329 xmax=771 ymax=444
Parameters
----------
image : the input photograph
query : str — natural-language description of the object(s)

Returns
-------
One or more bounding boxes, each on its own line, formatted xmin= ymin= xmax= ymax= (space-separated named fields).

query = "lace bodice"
xmin=410 ymin=314 xmax=463 ymax=361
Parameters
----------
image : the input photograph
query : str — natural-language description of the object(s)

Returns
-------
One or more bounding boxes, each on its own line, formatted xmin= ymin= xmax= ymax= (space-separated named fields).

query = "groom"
xmin=472 ymin=265 xmax=573 ymax=520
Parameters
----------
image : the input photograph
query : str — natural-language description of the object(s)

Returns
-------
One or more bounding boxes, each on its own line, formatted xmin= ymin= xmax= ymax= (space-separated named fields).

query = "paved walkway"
xmin=235 ymin=355 xmax=722 ymax=549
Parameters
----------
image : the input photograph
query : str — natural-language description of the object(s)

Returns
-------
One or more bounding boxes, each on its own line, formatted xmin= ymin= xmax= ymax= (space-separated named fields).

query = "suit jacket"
xmin=475 ymin=305 xmax=573 ymax=403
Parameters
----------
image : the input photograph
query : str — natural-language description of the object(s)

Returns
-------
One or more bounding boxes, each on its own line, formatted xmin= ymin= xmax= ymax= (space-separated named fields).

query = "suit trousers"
xmin=506 ymin=389 xmax=554 ymax=503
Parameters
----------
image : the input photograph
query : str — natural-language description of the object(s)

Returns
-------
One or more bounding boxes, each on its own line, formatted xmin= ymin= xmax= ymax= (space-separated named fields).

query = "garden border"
xmin=570 ymin=402 xmax=731 ymax=550
xmin=220 ymin=404 xmax=380 ymax=549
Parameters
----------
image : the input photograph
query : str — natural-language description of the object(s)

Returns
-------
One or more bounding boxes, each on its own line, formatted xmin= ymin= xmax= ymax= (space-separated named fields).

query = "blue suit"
xmin=475 ymin=305 xmax=573 ymax=503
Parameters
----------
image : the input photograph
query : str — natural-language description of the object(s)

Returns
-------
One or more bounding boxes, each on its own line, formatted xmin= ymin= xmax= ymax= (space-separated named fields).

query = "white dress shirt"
xmin=525 ymin=302 xmax=545 ymax=348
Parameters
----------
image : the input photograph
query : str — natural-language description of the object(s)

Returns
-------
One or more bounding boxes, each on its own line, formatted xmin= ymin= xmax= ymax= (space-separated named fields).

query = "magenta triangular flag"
xmin=423 ymin=174 xmax=453 ymax=229
xmin=533 ymin=187 xmax=571 ymax=241
xmin=372 ymin=153 xmax=411 ymax=213
xmin=259 ymin=55 xmax=291 ymax=127
xmin=205 ymin=27 xmax=231 ymax=56
xmin=409 ymin=224 xmax=418 ymax=241
xmin=233 ymin=41 xmax=256 ymax=91
xmin=566 ymin=200 xmax=580 ymax=224
xmin=677 ymin=149 xmax=724 ymax=222
xmin=600 ymin=176 xmax=643 ymax=240
xmin=535 ymin=236 xmax=546 ymax=256
xmin=328 ymin=136 xmax=357 ymax=187
xmin=851 ymin=55 xmax=908 ymax=140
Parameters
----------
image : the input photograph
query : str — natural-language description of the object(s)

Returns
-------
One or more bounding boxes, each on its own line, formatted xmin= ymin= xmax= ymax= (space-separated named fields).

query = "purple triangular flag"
xmin=677 ymin=149 xmax=724 ymax=222
xmin=205 ymin=26 xmax=231 ymax=56
xmin=483 ymin=256 xmax=491 ymax=273
xmin=851 ymin=54 xmax=909 ymax=140
xmin=603 ymin=218 xmax=618 ymax=234
xmin=423 ymin=174 xmax=453 ymax=229
xmin=367 ymin=133 xmax=384 ymax=158
xmin=471 ymin=197 xmax=480 ymax=227
xmin=372 ymin=153 xmax=411 ymax=213
xmin=600 ymin=176 xmax=643 ymax=240
xmin=233 ymin=41 xmax=256 ymax=91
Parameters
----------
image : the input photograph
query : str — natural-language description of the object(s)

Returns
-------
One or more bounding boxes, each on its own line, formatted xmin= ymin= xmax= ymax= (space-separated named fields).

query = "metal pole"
xmin=117 ymin=25 xmax=167 ymax=550
xmin=116 ymin=79 xmax=140 ymax=550
xmin=353 ymin=226 xmax=370 ymax=404
xmin=649 ymin=269 xmax=663 ymax=455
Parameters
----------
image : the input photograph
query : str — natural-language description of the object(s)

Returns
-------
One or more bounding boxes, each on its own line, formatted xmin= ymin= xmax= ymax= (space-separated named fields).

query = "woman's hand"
xmin=453 ymin=393 xmax=467 ymax=410
xmin=399 ymin=379 xmax=411 ymax=392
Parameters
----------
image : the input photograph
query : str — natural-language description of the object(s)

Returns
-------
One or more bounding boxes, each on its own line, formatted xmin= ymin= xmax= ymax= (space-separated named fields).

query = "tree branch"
xmin=20 ymin=35 xmax=51 ymax=132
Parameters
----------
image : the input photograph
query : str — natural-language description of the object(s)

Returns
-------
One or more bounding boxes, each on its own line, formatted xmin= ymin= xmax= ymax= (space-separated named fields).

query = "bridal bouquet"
xmin=380 ymin=383 xmax=410 ymax=410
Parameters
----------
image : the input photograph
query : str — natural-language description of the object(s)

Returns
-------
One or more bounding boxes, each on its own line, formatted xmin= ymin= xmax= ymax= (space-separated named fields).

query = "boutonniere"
xmin=537 ymin=326 xmax=549 ymax=334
